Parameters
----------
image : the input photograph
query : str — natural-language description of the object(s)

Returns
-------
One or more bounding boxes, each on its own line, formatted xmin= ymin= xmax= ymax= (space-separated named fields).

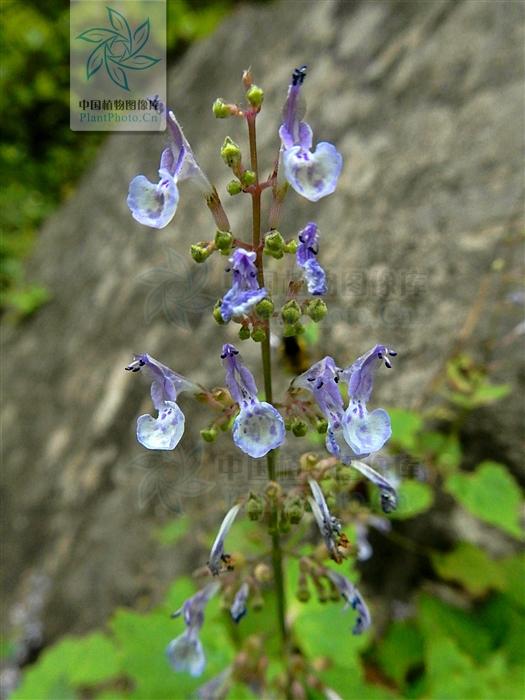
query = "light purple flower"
xmin=308 ymin=479 xmax=343 ymax=562
xmin=296 ymin=222 xmax=327 ymax=295
xmin=208 ymin=504 xmax=241 ymax=576
xmin=220 ymin=249 xmax=268 ymax=322
xmin=230 ymin=582 xmax=250 ymax=623
xmin=325 ymin=570 xmax=371 ymax=635
xmin=279 ymin=66 xmax=342 ymax=202
xmin=167 ymin=581 xmax=220 ymax=676
xmin=125 ymin=353 xmax=198 ymax=450
xmin=196 ymin=668 xmax=232 ymax=700
xmin=221 ymin=344 xmax=285 ymax=458
xmin=127 ymin=110 xmax=212 ymax=229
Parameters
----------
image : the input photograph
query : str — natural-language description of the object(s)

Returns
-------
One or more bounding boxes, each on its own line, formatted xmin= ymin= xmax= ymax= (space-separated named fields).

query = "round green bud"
xmin=213 ymin=301 xmax=225 ymax=325
xmin=255 ymin=297 xmax=274 ymax=319
xmin=284 ymin=417 xmax=293 ymax=431
xmin=292 ymin=419 xmax=308 ymax=437
xmin=239 ymin=326 xmax=251 ymax=340
xmin=318 ymin=589 xmax=330 ymax=604
xmin=212 ymin=98 xmax=231 ymax=118
xmin=246 ymin=493 xmax=264 ymax=521
xmin=200 ymin=426 xmax=217 ymax=443
xmin=246 ymin=84 xmax=264 ymax=108
xmin=316 ymin=417 xmax=328 ymax=434
xmin=305 ymin=298 xmax=328 ymax=322
xmin=226 ymin=179 xmax=242 ymax=196
xmin=241 ymin=170 xmax=256 ymax=186
xmin=251 ymin=327 xmax=267 ymax=343
xmin=221 ymin=137 xmax=242 ymax=168
xmin=190 ymin=243 xmax=210 ymax=263
xmin=264 ymin=230 xmax=285 ymax=252
xmin=296 ymin=587 xmax=311 ymax=603
xmin=214 ymin=229 xmax=233 ymax=251
xmin=284 ymin=496 xmax=304 ymax=524
xmin=283 ymin=240 xmax=298 ymax=254
xmin=281 ymin=300 xmax=301 ymax=324
xmin=283 ymin=323 xmax=298 ymax=338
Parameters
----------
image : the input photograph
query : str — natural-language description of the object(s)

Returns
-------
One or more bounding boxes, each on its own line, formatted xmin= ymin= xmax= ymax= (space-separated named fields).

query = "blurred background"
xmin=1 ymin=0 xmax=524 ymax=699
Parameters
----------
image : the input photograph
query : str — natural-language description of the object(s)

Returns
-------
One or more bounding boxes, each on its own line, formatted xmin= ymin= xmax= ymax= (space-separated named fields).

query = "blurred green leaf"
xmin=432 ymin=542 xmax=505 ymax=596
xmin=376 ymin=621 xmax=424 ymax=687
xmin=445 ymin=462 xmax=523 ymax=538
xmin=155 ymin=515 xmax=190 ymax=545
xmin=388 ymin=409 xmax=423 ymax=451
xmin=388 ymin=480 xmax=434 ymax=520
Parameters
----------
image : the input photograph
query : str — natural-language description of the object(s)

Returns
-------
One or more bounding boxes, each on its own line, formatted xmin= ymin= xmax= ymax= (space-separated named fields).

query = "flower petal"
xmin=283 ymin=142 xmax=342 ymax=201
xmin=166 ymin=631 xmax=205 ymax=676
xmin=232 ymin=401 xmax=285 ymax=458
xmin=343 ymin=405 xmax=391 ymax=456
xmin=220 ymin=287 xmax=267 ymax=322
xmin=127 ymin=169 xmax=179 ymax=229
xmin=136 ymin=400 xmax=184 ymax=450
xmin=303 ymin=258 xmax=327 ymax=295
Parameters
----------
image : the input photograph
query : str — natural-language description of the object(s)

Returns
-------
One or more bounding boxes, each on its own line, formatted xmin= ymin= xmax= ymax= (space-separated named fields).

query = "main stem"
xmin=247 ymin=112 xmax=289 ymax=650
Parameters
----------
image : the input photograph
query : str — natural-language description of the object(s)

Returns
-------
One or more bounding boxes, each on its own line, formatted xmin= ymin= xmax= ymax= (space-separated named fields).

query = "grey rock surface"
xmin=2 ymin=0 xmax=524 ymax=645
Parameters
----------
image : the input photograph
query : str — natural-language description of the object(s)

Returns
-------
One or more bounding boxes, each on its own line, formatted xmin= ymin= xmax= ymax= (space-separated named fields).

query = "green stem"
xmin=247 ymin=111 xmax=289 ymax=652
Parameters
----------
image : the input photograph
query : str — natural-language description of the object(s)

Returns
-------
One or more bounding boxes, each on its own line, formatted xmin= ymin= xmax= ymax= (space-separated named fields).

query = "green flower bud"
xmin=213 ymin=301 xmax=225 ymax=325
xmin=284 ymin=417 xmax=293 ymax=431
xmin=226 ymin=179 xmax=242 ymax=196
xmin=283 ymin=240 xmax=298 ymax=254
xmin=246 ymin=84 xmax=264 ymax=108
xmin=316 ymin=417 xmax=328 ymax=434
xmin=241 ymin=170 xmax=256 ymax=187
xmin=200 ymin=426 xmax=217 ymax=443
xmin=263 ymin=230 xmax=285 ymax=253
xmin=221 ymin=137 xmax=242 ymax=168
xmin=305 ymin=298 xmax=328 ymax=322
xmin=190 ymin=243 xmax=211 ymax=263
xmin=296 ymin=587 xmax=311 ymax=603
xmin=284 ymin=495 xmax=304 ymax=524
xmin=283 ymin=323 xmax=298 ymax=338
xmin=212 ymin=98 xmax=231 ymax=118
xmin=281 ymin=300 xmax=301 ymax=324
xmin=214 ymin=229 xmax=233 ymax=251
xmin=292 ymin=418 xmax=308 ymax=437
xmin=251 ymin=327 xmax=267 ymax=343
xmin=255 ymin=297 xmax=274 ymax=319
xmin=246 ymin=492 xmax=264 ymax=521
xmin=238 ymin=326 xmax=251 ymax=340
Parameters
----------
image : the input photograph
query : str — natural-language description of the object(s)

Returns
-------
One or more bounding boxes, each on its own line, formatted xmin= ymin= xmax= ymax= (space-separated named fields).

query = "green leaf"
xmin=387 ymin=480 xmax=433 ymax=520
xmin=445 ymin=462 xmax=523 ymax=538
xmin=376 ymin=621 xmax=424 ymax=687
xmin=432 ymin=542 xmax=505 ymax=596
xmin=155 ymin=515 xmax=190 ymax=546
xmin=388 ymin=409 xmax=423 ymax=451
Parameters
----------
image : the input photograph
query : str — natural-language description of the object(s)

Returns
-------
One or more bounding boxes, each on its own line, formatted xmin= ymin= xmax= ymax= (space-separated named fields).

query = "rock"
xmin=1 ymin=0 xmax=524 ymax=646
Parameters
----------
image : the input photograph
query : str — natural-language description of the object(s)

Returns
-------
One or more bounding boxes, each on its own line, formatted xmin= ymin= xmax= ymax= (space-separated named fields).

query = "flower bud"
xmin=190 ymin=243 xmax=211 ymax=263
xmin=238 ymin=326 xmax=251 ymax=341
xmin=212 ymin=98 xmax=233 ymax=118
xmin=281 ymin=300 xmax=301 ymax=324
xmin=255 ymin=297 xmax=274 ymax=319
xmin=316 ymin=417 xmax=328 ymax=434
xmin=226 ymin=179 xmax=242 ymax=196
xmin=263 ymin=230 xmax=285 ymax=254
xmin=246 ymin=492 xmax=264 ymax=521
xmin=265 ymin=481 xmax=282 ymax=501
xmin=283 ymin=240 xmax=298 ymax=254
xmin=214 ymin=229 xmax=233 ymax=251
xmin=200 ymin=426 xmax=217 ymax=443
xmin=251 ymin=327 xmax=267 ymax=343
xmin=213 ymin=301 xmax=225 ymax=325
xmin=305 ymin=298 xmax=327 ymax=322
xmin=246 ymin=84 xmax=264 ymax=108
xmin=221 ymin=137 xmax=242 ymax=168
xmin=284 ymin=495 xmax=304 ymax=524
xmin=241 ymin=170 xmax=256 ymax=187
xmin=299 ymin=452 xmax=319 ymax=471
xmin=292 ymin=418 xmax=308 ymax=437
xmin=254 ymin=563 xmax=272 ymax=582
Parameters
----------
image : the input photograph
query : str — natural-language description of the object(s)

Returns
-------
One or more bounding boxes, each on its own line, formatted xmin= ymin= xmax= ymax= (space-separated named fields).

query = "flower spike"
xmin=220 ymin=249 xmax=268 ymax=322
xmin=208 ymin=503 xmax=241 ymax=576
xmin=127 ymin=109 xmax=212 ymax=229
xmin=325 ymin=570 xmax=371 ymax=635
xmin=125 ymin=354 xmax=198 ymax=450
xmin=296 ymin=222 xmax=327 ymax=295
xmin=279 ymin=66 xmax=343 ymax=202
xmin=167 ymin=582 xmax=220 ymax=676
xmin=221 ymin=344 xmax=285 ymax=458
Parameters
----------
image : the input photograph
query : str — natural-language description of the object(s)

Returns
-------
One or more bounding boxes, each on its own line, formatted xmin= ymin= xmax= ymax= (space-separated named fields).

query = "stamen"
xmin=292 ymin=65 xmax=308 ymax=86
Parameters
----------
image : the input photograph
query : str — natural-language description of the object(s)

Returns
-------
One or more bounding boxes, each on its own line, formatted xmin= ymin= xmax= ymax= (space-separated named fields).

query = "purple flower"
xmin=167 ymin=581 xmax=220 ymax=676
xmin=325 ymin=570 xmax=371 ymax=635
xmin=308 ymin=479 xmax=343 ymax=562
xmin=279 ymin=66 xmax=342 ymax=202
xmin=296 ymin=223 xmax=327 ymax=295
xmin=230 ymin=582 xmax=250 ymax=623
xmin=127 ymin=110 xmax=212 ymax=229
xmin=221 ymin=344 xmax=285 ymax=458
xmin=208 ymin=504 xmax=241 ymax=576
xmin=220 ymin=249 xmax=268 ymax=322
xmin=196 ymin=669 xmax=232 ymax=700
xmin=125 ymin=353 xmax=198 ymax=450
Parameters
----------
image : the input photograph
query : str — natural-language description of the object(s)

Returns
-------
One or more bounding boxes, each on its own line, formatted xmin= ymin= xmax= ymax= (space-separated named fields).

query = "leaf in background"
xmin=118 ymin=54 xmax=161 ymax=70
xmin=105 ymin=54 xmax=129 ymax=91
xmin=388 ymin=409 xmax=423 ymax=451
xmin=155 ymin=515 xmax=190 ymax=546
xmin=86 ymin=43 xmax=105 ymax=80
xmin=376 ymin=621 xmax=424 ymax=688
xmin=387 ymin=480 xmax=434 ymax=520
xmin=76 ymin=28 xmax=120 ymax=43
xmin=107 ymin=7 xmax=131 ymax=44
xmin=499 ymin=554 xmax=525 ymax=611
xmin=133 ymin=19 xmax=150 ymax=53
xmin=435 ymin=433 xmax=462 ymax=472
xmin=445 ymin=462 xmax=523 ymax=538
xmin=431 ymin=542 xmax=505 ymax=596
